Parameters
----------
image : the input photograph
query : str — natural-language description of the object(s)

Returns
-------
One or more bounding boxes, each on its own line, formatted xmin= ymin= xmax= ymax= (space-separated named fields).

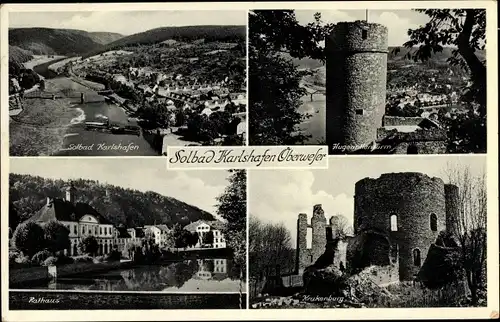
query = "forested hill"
xmin=8 ymin=28 xmax=122 ymax=55
xmin=9 ymin=174 xmax=215 ymax=230
xmin=83 ymin=25 xmax=246 ymax=57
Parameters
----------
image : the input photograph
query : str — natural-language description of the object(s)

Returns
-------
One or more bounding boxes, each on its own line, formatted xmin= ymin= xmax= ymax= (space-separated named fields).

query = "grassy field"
xmin=9 ymin=79 xmax=86 ymax=156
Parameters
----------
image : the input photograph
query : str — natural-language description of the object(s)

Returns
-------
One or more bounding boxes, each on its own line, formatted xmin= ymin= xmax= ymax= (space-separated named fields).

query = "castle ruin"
xmin=296 ymin=172 xmax=459 ymax=284
xmin=325 ymin=21 xmax=447 ymax=155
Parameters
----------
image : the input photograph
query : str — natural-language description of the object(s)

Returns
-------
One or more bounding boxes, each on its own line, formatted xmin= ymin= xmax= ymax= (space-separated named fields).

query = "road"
xmin=49 ymin=78 xmax=159 ymax=156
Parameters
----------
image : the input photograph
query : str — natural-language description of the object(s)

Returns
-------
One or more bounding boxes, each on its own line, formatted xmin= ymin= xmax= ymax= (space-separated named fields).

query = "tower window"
xmin=430 ymin=213 xmax=437 ymax=231
xmin=362 ymin=30 xmax=368 ymax=40
xmin=390 ymin=214 xmax=398 ymax=231
xmin=413 ymin=249 xmax=421 ymax=266
xmin=309 ymin=255 xmax=313 ymax=263
xmin=356 ymin=109 xmax=364 ymax=115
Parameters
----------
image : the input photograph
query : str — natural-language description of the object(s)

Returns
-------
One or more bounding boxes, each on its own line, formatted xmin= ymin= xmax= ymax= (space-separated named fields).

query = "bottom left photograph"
xmin=7 ymin=158 xmax=247 ymax=310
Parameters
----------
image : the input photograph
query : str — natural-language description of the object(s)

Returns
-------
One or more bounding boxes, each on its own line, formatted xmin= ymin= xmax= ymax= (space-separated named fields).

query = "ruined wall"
xmin=311 ymin=204 xmax=327 ymax=264
xmin=354 ymin=172 xmax=447 ymax=280
xmin=326 ymin=21 xmax=388 ymax=153
xmin=296 ymin=213 xmax=310 ymax=274
xmin=444 ymin=184 xmax=460 ymax=233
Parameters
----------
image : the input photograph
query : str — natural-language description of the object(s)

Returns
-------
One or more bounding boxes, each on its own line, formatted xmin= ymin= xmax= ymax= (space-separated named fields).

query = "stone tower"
xmin=353 ymin=173 xmax=447 ymax=280
xmin=65 ymin=182 xmax=76 ymax=203
xmin=326 ymin=21 xmax=388 ymax=154
xmin=296 ymin=213 xmax=309 ymax=274
xmin=311 ymin=204 xmax=327 ymax=263
xmin=444 ymin=184 xmax=460 ymax=234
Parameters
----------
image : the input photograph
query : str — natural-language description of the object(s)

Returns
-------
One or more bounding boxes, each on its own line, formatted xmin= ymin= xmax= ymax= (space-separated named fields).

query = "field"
xmin=9 ymin=78 xmax=90 ymax=156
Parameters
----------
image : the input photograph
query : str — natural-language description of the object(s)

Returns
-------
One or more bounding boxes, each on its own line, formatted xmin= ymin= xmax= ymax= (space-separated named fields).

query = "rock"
xmin=303 ymin=264 xmax=347 ymax=296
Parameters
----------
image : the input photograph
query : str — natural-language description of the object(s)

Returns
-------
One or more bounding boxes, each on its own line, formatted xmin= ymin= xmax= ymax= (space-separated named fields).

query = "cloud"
xmin=370 ymin=11 xmax=421 ymax=46
xmin=249 ymin=170 xmax=354 ymax=245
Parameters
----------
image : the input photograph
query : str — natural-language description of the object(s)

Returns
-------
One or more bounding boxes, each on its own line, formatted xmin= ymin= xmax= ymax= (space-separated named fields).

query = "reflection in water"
xmin=33 ymin=259 xmax=243 ymax=293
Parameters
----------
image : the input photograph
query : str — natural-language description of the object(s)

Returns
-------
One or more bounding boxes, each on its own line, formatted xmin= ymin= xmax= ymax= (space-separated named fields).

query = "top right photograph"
xmin=248 ymin=9 xmax=487 ymax=155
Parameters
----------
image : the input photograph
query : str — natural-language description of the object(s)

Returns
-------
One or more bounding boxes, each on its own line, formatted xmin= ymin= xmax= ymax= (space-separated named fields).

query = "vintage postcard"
xmin=248 ymin=8 xmax=488 ymax=155
xmin=1 ymin=1 xmax=498 ymax=321
xmin=7 ymin=158 xmax=247 ymax=310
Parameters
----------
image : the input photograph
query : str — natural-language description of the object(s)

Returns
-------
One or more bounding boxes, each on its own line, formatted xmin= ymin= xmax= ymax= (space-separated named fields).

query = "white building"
xmin=183 ymin=220 xmax=227 ymax=249
xmin=144 ymin=224 xmax=171 ymax=248
xmin=24 ymin=184 xmax=116 ymax=256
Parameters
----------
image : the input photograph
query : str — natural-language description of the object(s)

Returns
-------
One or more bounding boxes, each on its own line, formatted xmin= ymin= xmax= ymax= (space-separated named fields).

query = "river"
xmin=34 ymin=71 xmax=158 ymax=156
xmin=298 ymin=93 xmax=326 ymax=144
xmin=21 ymin=259 xmax=244 ymax=293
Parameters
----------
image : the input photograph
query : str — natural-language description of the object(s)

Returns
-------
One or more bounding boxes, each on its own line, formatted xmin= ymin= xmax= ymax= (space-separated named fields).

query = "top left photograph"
xmin=7 ymin=9 xmax=248 ymax=156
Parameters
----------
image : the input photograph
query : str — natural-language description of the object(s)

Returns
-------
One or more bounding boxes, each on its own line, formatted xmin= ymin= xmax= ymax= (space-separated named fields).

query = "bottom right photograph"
xmin=248 ymin=155 xmax=487 ymax=309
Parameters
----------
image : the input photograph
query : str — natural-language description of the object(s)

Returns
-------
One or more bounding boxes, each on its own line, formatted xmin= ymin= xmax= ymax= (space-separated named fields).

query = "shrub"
xmin=42 ymin=256 xmax=58 ymax=266
xmin=93 ymin=256 xmax=105 ymax=264
xmin=57 ymin=254 xmax=74 ymax=265
xmin=73 ymin=255 xmax=94 ymax=263
xmin=31 ymin=250 xmax=52 ymax=265
xmin=105 ymin=250 xmax=121 ymax=262
xmin=15 ymin=254 xmax=31 ymax=265
xmin=78 ymin=235 xmax=99 ymax=255
xmin=9 ymin=249 xmax=21 ymax=263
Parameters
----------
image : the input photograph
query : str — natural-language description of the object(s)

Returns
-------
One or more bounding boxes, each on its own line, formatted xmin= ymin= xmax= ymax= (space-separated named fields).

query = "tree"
xmin=249 ymin=10 xmax=334 ymax=145
xmin=43 ymin=221 xmax=70 ymax=255
xmin=79 ymin=235 xmax=99 ymax=256
xmin=330 ymin=214 xmax=354 ymax=239
xmin=217 ymin=170 xmax=247 ymax=273
xmin=444 ymin=162 xmax=487 ymax=306
xmin=12 ymin=221 xmax=45 ymax=257
xmin=217 ymin=170 xmax=246 ymax=233
xmin=202 ymin=231 xmax=214 ymax=247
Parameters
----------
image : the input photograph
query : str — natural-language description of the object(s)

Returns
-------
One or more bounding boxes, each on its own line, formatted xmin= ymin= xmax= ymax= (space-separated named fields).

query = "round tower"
xmin=326 ymin=21 xmax=388 ymax=153
xmin=311 ymin=204 xmax=327 ymax=263
xmin=354 ymin=172 xmax=446 ymax=280
xmin=444 ymin=184 xmax=460 ymax=234
xmin=296 ymin=213 xmax=309 ymax=274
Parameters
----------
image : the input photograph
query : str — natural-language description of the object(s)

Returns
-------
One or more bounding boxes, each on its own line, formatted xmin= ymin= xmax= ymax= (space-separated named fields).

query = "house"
xmin=114 ymin=227 xmax=132 ymax=252
xmin=144 ymin=224 xmax=171 ymax=248
xmin=127 ymin=227 xmax=145 ymax=244
xmin=23 ymin=183 xmax=115 ymax=256
xmin=183 ymin=220 xmax=227 ymax=249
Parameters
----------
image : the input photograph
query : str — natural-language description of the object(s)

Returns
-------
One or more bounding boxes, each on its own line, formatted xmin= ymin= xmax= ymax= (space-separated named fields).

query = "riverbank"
xmin=9 ymin=78 xmax=92 ymax=156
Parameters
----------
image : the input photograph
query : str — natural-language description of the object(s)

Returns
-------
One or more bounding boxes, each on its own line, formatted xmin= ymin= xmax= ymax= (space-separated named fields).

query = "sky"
xmin=249 ymin=155 xmax=486 ymax=246
xmin=9 ymin=158 xmax=230 ymax=218
xmin=9 ymin=10 xmax=247 ymax=35
xmin=295 ymin=9 xmax=431 ymax=47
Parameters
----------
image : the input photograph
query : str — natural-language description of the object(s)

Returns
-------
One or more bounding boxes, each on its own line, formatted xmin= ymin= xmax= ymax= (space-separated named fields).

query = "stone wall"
xmin=296 ymin=213 xmax=310 ymax=274
xmin=326 ymin=21 xmax=388 ymax=152
xmin=311 ymin=205 xmax=327 ymax=264
xmin=383 ymin=116 xmax=424 ymax=126
xmin=354 ymin=172 xmax=447 ymax=280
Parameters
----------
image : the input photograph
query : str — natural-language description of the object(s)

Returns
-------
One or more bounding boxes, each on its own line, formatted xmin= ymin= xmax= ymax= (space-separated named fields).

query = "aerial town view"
xmin=8 ymin=10 xmax=247 ymax=156
xmin=249 ymin=9 xmax=486 ymax=154
xmin=8 ymin=158 xmax=247 ymax=309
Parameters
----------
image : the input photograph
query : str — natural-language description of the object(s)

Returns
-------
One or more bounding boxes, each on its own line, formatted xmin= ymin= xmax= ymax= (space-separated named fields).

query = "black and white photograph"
xmin=8 ymin=158 xmax=247 ymax=309
xmin=248 ymin=9 xmax=487 ymax=155
xmin=8 ymin=10 xmax=247 ymax=156
xmin=249 ymin=156 xmax=487 ymax=308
